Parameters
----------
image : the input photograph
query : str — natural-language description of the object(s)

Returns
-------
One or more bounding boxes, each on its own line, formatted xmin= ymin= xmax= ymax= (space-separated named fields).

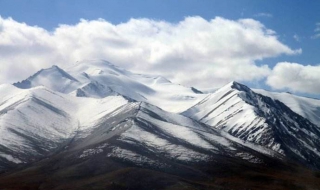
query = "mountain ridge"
xmin=183 ymin=79 xmax=320 ymax=168
xmin=1 ymin=60 xmax=320 ymax=189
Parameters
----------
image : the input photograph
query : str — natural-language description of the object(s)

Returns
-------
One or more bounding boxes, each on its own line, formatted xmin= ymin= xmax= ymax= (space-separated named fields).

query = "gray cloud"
xmin=0 ymin=16 xmax=300 ymax=88
xmin=267 ymin=62 xmax=320 ymax=94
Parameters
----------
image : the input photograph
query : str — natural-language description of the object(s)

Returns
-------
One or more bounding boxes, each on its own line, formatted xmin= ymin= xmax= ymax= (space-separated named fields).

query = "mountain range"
xmin=0 ymin=60 xmax=320 ymax=190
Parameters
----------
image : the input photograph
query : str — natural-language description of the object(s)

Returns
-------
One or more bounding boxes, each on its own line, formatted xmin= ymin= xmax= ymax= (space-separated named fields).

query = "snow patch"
xmin=0 ymin=154 xmax=23 ymax=164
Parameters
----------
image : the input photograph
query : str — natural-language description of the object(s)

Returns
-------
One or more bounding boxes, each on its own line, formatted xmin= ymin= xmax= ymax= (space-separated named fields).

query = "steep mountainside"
xmin=0 ymin=84 xmax=129 ymax=170
xmin=254 ymin=89 xmax=320 ymax=127
xmin=183 ymin=81 xmax=320 ymax=169
xmin=70 ymin=101 xmax=281 ymax=165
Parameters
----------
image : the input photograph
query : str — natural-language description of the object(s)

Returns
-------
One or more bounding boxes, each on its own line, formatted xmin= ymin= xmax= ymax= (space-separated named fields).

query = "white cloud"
xmin=254 ymin=13 xmax=273 ymax=18
xmin=312 ymin=23 xmax=320 ymax=39
xmin=267 ymin=62 xmax=320 ymax=94
xmin=293 ymin=34 xmax=300 ymax=42
xmin=0 ymin=16 xmax=300 ymax=88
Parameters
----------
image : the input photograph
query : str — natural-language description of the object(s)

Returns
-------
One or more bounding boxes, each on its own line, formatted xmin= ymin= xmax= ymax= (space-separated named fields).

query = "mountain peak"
xmin=13 ymin=65 xmax=80 ymax=93
xmin=68 ymin=59 xmax=131 ymax=78
xmin=231 ymin=81 xmax=251 ymax=92
xmin=222 ymin=81 xmax=251 ymax=92
xmin=215 ymin=81 xmax=251 ymax=94
xmin=50 ymin=64 xmax=59 ymax=68
xmin=47 ymin=65 xmax=79 ymax=82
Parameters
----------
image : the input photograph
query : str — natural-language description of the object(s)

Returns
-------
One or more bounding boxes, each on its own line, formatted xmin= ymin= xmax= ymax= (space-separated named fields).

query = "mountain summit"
xmin=13 ymin=65 xmax=80 ymax=93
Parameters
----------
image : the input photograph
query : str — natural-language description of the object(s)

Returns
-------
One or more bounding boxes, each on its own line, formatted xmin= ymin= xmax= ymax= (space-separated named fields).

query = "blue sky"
xmin=0 ymin=0 xmax=319 ymax=96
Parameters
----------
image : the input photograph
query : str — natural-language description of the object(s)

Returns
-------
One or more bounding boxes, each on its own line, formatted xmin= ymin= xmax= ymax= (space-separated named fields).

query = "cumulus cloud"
xmin=0 ymin=16 xmax=300 ymax=88
xmin=267 ymin=62 xmax=320 ymax=94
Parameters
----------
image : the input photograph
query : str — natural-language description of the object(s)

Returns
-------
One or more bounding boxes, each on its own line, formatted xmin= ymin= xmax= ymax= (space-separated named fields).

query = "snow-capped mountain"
xmin=0 ymin=82 xmax=277 ymax=170
xmin=13 ymin=65 xmax=81 ymax=94
xmin=1 ymin=60 xmax=320 ymax=189
xmin=14 ymin=60 xmax=206 ymax=113
xmin=183 ymin=81 xmax=320 ymax=168
xmin=0 ymin=84 xmax=129 ymax=169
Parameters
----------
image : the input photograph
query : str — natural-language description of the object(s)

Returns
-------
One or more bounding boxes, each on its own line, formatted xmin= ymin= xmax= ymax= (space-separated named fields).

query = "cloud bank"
xmin=0 ymin=16 xmax=301 ymax=88
xmin=267 ymin=62 xmax=320 ymax=94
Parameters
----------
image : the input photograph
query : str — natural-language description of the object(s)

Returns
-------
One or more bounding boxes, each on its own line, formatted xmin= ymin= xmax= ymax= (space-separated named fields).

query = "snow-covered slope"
xmin=254 ymin=89 xmax=320 ymax=127
xmin=183 ymin=81 xmax=320 ymax=168
xmin=69 ymin=101 xmax=281 ymax=168
xmin=0 ymin=85 xmax=76 ymax=166
xmin=0 ymin=84 xmax=128 ymax=168
xmin=14 ymin=60 xmax=206 ymax=113
xmin=67 ymin=60 xmax=207 ymax=112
